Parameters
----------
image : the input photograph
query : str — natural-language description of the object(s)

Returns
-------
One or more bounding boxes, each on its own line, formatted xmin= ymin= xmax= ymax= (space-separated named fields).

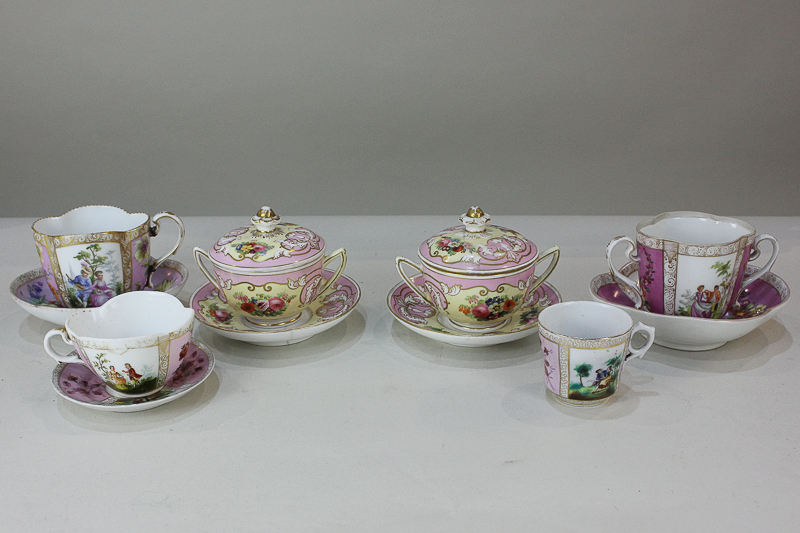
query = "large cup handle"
xmin=316 ymin=248 xmax=348 ymax=296
xmin=395 ymin=257 xmax=432 ymax=305
xmin=148 ymin=212 xmax=186 ymax=286
xmin=739 ymin=233 xmax=780 ymax=292
xmin=193 ymin=247 xmax=223 ymax=293
xmin=626 ymin=322 xmax=655 ymax=361
xmin=606 ymin=236 xmax=644 ymax=309
xmin=525 ymin=245 xmax=560 ymax=295
xmin=43 ymin=328 xmax=82 ymax=364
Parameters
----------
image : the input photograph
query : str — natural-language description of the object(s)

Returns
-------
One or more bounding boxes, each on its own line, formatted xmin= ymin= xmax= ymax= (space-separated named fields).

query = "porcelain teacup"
xmin=32 ymin=205 xmax=185 ymax=308
xmin=43 ymin=291 xmax=195 ymax=398
xmin=538 ymin=301 xmax=655 ymax=407
xmin=606 ymin=211 xmax=779 ymax=318
xmin=396 ymin=207 xmax=559 ymax=331
xmin=193 ymin=206 xmax=347 ymax=327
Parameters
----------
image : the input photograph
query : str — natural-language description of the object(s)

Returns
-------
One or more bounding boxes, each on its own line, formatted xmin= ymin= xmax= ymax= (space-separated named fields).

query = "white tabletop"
xmin=2 ymin=215 xmax=798 ymax=531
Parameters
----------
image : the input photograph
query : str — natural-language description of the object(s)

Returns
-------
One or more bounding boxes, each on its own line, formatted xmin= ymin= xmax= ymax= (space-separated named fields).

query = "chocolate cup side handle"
xmin=526 ymin=245 xmax=560 ymax=295
xmin=148 ymin=212 xmax=186 ymax=286
xmin=193 ymin=248 xmax=223 ymax=293
xmin=606 ymin=236 xmax=644 ymax=309
xmin=395 ymin=257 xmax=432 ymax=305
xmin=316 ymin=248 xmax=348 ymax=296
xmin=43 ymin=328 xmax=82 ymax=364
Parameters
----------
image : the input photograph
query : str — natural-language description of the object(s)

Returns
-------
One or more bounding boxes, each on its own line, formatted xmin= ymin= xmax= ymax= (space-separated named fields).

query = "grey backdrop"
xmin=2 ymin=1 xmax=798 ymax=218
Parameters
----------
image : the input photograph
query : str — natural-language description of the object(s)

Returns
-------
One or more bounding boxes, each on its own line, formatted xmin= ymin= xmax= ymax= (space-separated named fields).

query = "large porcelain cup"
xmin=43 ymin=292 xmax=194 ymax=398
xmin=396 ymin=207 xmax=559 ymax=331
xmin=606 ymin=211 xmax=779 ymax=318
xmin=194 ymin=206 xmax=347 ymax=328
xmin=32 ymin=205 xmax=185 ymax=308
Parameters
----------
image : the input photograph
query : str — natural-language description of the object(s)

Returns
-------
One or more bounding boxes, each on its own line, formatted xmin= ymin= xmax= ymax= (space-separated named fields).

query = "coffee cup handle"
xmin=606 ymin=236 xmax=644 ymax=309
xmin=316 ymin=248 xmax=348 ymax=296
xmin=739 ymin=233 xmax=780 ymax=291
xmin=43 ymin=328 xmax=82 ymax=364
xmin=148 ymin=212 xmax=186 ymax=286
xmin=626 ymin=322 xmax=655 ymax=361
xmin=524 ymin=245 xmax=560 ymax=295
xmin=395 ymin=257 xmax=432 ymax=305
xmin=193 ymin=247 xmax=224 ymax=293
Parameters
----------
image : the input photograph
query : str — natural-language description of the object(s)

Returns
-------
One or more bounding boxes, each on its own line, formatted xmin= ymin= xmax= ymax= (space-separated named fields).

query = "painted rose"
xmin=503 ymin=299 xmax=516 ymax=312
xmin=210 ymin=309 xmax=231 ymax=322
xmin=240 ymin=301 xmax=256 ymax=313
xmin=268 ymin=297 xmax=285 ymax=311
xmin=472 ymin=304 xmax=490 ymax=318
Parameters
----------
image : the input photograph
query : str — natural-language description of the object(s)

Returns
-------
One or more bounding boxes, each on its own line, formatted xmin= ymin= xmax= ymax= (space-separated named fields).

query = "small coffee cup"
xmin=538 ymin=301 xmax=655 ymax=407
xmin=33 ymin=205 xmax=185 ymax=308
xmin=43 ymin=291 xmax=194 ymax=398
xmin=606 ymin=211 xmax=779 ymax=318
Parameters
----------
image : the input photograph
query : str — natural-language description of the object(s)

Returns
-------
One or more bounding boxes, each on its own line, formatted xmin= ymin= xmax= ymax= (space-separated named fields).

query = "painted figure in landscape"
xmin=88 ymin=271 xmax=115 ymax=307
xmin=677 ymin=261 xmax=733 ymax=319
xmin=123 ymin=363 xmax=142 ymax=385
xmin=68 ymin=266 xmax=93 ymax=306
xmin=568 ymin=354 xmax=624 ymax=401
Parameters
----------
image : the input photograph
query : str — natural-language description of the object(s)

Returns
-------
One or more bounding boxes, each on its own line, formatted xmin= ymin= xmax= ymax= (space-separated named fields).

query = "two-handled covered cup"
xmin=32 ymin=205 xmax=185 ymax=308
xmin=193 ymin=206 xmax=347 ymax=327
xmin=395 ymin=207 xmax=560 ymax=331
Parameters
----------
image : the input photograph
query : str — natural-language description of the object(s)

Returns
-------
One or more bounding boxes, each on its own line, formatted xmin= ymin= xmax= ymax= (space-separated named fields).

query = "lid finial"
xmin=459 ymin=206 xmax=490 ymax=233
xmin=252 ymin=206 xmax=281 ymax=233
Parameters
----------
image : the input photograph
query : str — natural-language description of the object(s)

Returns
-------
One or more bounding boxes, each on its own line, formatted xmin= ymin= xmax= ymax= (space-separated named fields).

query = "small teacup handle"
xmin=193 ymin=247 xmax=224 ymax=293
xmin=148 ymin=212 xmax=186 ymax=286
xmin=316 ymin=248 xmax=348 ymax=296
xmin=626 ymin=322 xmax=655 ymax=361
xmin=739 ymin=233 xmax=780 ymax=293
xmin=606 ymin=236 xmax=644 ymax=308
xmin=525 ymin=245 xmax=560 ymax=296
xmin=43 ymin=328 xmax=82 ymax=364
xmin=395 ymin=257 xmax=432 ymax=305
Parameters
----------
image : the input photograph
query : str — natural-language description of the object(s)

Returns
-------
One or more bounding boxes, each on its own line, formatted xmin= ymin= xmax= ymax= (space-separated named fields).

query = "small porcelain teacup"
xmin=538 ymin=301 xmax=655 ymax=407
xmin=396 ymin=207 xmax=559 ymax=331
xmin=194 ymin=206 xmax=347 ymax=328
xmin=33 ymin=205 xmax=185 ymax=308
xmin=606 ymin=211 xmax=779 ymax=318
xmin=43 ymin=291 xmax=194 ymax=398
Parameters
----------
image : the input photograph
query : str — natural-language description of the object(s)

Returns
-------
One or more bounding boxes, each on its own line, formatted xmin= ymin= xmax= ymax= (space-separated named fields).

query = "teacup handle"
xmin=193 ymin=247 xmax=224 ymax=292
xmin=606 ymin=236 xmax=644 ymax=308
xmin=148 ymin=212 xmax=186 ymax=286
xmin=43 ymin=328 xmax=82 ymax=364
xmin=316 ymin=248 xmax=348 ymax=296
xmin=525 ymin=245 xmax=560 ymax=295
xmin=626 ymin=322 xmax=655 ymax=361
xmin=395 ymin=257 xmax=432 ymax=305
xmin=739 ymin=233 xmax=780 ymax=292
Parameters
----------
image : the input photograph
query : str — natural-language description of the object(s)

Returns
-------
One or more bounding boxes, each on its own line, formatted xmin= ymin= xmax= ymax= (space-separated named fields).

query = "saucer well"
xmin=388 ymin=276 xmax=562 ymax=347
xmin=191 ymin=269 xmax=361 ymax=346
xmin=10 ymin=259 xmax=189 ymax=326
xmin=51 ymin=339 xmax=214 ymax=412
xmin=590 ymin=262 xmax=790 ymax=351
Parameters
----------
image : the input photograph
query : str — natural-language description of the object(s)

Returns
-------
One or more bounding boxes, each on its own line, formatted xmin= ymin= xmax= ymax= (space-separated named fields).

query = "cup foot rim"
xmin=439 ymin=315 xmax=510 ymax=333
xmin=547 ymin=389 xmax=611 ymax=408
xmin=105 ymin=384 xmax=165 ymax=399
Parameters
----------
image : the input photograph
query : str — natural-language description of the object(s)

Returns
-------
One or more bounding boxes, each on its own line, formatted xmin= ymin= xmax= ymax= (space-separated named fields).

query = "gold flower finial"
xmin=466 ymin=206 xmax=484 ymax=218
xmin=252 ymin=206 xmax=281 ymax=232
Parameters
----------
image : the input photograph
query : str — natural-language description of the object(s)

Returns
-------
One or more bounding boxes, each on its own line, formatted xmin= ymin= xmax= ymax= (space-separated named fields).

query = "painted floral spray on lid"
xmin=419 ymin=206 xmax=539 ymax=273
xmin=208 ymin=206 xmax=326 ymax=269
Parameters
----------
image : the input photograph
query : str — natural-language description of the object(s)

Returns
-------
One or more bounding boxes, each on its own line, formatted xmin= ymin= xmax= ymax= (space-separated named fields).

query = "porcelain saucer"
xmin=52 ymin=339 xmax=214 ymax=412
xmin=191 ymin=269 xmax=361 ymax=346
xmin=388 ymin=276 xmax=562 ymax=347
xmin=590 ymin=262 xmax=790 ymax=351
xmin=11 ymin=259 xmax=189 ymax=326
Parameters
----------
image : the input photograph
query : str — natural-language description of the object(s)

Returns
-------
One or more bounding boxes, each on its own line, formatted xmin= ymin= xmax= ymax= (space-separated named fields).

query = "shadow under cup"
xmin=537 ymin=301 xmax=655 ymax=407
